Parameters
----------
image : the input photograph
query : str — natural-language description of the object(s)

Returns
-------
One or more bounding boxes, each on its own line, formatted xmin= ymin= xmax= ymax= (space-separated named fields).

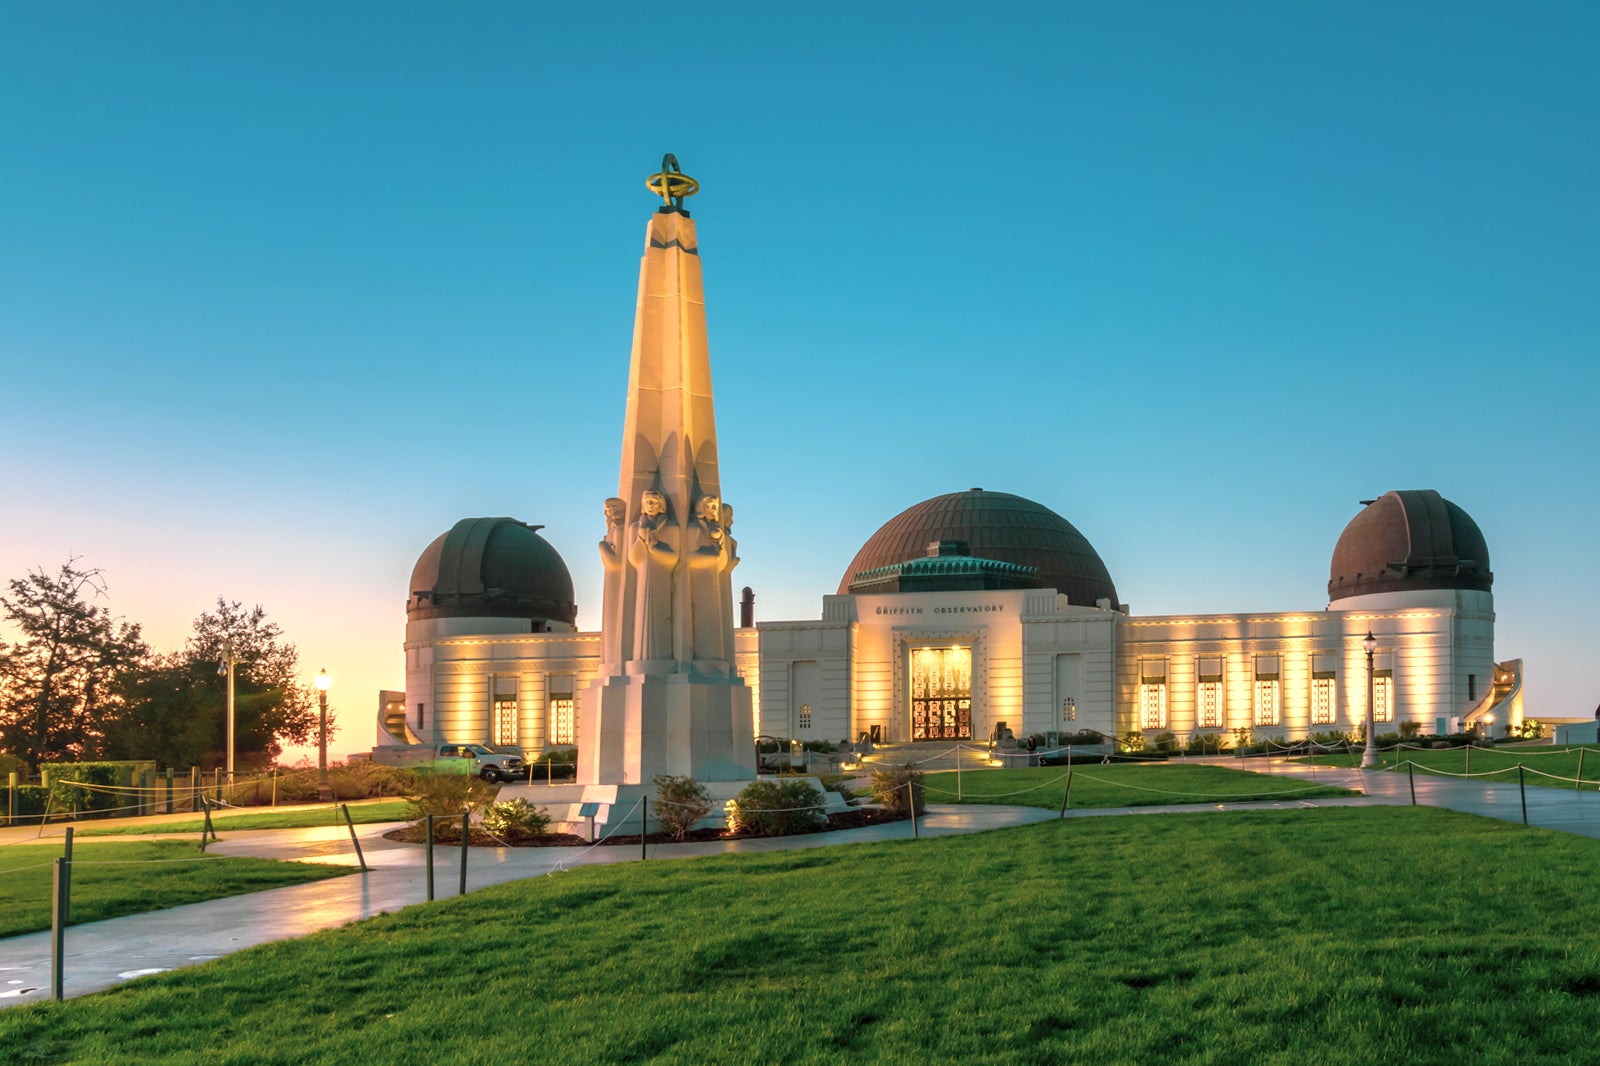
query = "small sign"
xmin=578 ymin=802 xmax=601 ymax=817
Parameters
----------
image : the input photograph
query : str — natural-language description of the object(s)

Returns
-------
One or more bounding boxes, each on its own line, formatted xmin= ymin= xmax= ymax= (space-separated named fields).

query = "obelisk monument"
xmin=578 ymin=155 xmax=758 ymax=795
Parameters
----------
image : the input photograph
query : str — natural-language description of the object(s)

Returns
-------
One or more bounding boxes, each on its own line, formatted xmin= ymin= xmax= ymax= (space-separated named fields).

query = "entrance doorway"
xmin=911 ymin=646 xmax=973 ymax=740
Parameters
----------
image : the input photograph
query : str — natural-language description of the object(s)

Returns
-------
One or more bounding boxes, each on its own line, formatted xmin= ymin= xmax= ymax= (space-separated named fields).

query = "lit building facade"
xmin=384 ymin=488 xmax=1522 ymax=755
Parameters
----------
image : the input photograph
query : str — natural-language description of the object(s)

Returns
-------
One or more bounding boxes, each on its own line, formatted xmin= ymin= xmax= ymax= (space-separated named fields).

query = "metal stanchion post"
xmin=341 ymin=804 xmax=368 ymax=872
xmin=459 ymin=811 xmax=469 ymax=896
xmin=51 ymin=856 xmax=69 ymax=1001
xmin=1519 ymin=765 xmax=1528 ymax=825
xmin=909 ymin=782 xmax=919 ymax=840
xmin=165 ymin=768 xmax=173 ymax=815
xmin=1577 ymin=748 xmax=1586 ymax=792
xmin=425 ymin=814 xmax=435 ymax=901
xmin=1408 ymin=761 xmax=1416 ymax=805
xmin=1061 ymin=768 xmax=1073 ymax=818
xmin=190 ymin=766 xmax=199 ymax=813
xmin=641 ymin=803 xmax=648 ymax=861
xmin=7 ymin=771 xmax=14 ymax=827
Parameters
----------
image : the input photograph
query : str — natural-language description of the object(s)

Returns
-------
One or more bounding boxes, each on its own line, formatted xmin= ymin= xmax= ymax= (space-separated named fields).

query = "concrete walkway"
xmin=7 ymin=757 xmax=1600 ymax=1008
xmin=0 ymin=803 xmax=1055 ymax=1007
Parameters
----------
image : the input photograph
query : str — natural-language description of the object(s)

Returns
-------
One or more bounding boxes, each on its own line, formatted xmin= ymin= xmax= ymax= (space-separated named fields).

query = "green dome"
xmin=408 ymin=517 xmax=577 ymax=625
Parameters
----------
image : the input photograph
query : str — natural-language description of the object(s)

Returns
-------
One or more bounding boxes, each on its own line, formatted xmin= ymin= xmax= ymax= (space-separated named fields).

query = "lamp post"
xmin=1361 ymin=631 xmax=1379 ymax=769
xmin=217 ymin=639 xmax=236 ymax=781
xmin=315 ymin=669 xmax=331 ymax=797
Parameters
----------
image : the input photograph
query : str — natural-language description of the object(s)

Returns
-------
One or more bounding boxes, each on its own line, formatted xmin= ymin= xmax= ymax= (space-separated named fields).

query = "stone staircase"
xmin=857 ymin=741 xmax=999 ymax=773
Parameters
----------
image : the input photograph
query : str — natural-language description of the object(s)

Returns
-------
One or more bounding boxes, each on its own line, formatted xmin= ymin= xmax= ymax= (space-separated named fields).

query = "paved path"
xmin=7 ymin=757 xmax=1600 ymax=1008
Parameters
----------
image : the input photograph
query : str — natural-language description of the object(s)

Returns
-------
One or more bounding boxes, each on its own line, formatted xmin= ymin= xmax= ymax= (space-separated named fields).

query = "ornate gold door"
xmin=911 ymin=646 xmax=972 ymax=740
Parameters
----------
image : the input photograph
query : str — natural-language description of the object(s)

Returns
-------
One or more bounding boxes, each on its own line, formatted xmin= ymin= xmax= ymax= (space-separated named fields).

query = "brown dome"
xmin=1328 ymin=490 xmax=1492 ymax=602
xmin=839 ymin=489 xmax=1118 ymax=606
xmin=408 ymin=517 xmax=577 ymax=625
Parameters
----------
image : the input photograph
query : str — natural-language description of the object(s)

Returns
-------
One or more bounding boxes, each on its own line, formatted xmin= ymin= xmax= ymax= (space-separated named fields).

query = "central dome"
xmin=839 ymin=489 xmax=1119 ymax=607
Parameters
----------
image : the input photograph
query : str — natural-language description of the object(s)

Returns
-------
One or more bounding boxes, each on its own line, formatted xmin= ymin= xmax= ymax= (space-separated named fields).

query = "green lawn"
xmin=7 ymin=806 xmax=1599 ymax=1063
xmin=1303 ymin=745 xmax=1600 ymax=789
xmin=923 ymin=763 xmax=1357 ymax=808
xmin=0 ymin=841 xmax=353 ymax=939
xmin=75 ymin=799 xmax=414 ymax=837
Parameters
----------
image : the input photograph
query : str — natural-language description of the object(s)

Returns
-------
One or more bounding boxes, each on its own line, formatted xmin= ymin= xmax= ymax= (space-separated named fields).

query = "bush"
xmin=0 ymin=753 xmax=30 ymax=781
xmin=40 ymin=762 xmax=123 ymax=817
xmin=652 ymin=775 xmax=712 ymax=841
xmin=1119 ymin=732 xmax=1146 ymax=753
xmin=870 ymin=765 xmax=926 ymax=816
xmin=480 ymin=798 xmax=551 ymax=838
xmin=1147 ymin=731 xmax=1179 ymax=754
xmin=1309 ymin=731 xmax=1353 ymax=749
xmin=1184 ymin=732 xmax=1230 ymax=755
xmin=8 ymin=784 xmax=51 ymax=818
xmin=1399 ymin=721 xmax=1423 ymax=739
xmin=726 ymin=779 xmax=826 ymax=836
xmin=401 ymin=774 xmax=498 ymax=822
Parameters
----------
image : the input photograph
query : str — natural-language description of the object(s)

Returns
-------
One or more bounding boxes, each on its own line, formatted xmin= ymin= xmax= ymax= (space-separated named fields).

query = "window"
xmin=1196 ymin=658 xmax=1223 ymax=729
xmin=1254 ymin=655 xmax=1281 ymax=726
xmin=1062 ymin=697 xmax=1076 ymax=722
xmin=1373 ymin=671 xmax=1394 ymax=723
xmin=417 ymin=703 xmax=426 ymax=731
xmin=1139 ymin=659 xmax=1168 ymax=730
xmin=550 ymin=697 xmax=576 ymax=745
xmin=1254 ymin=680 xmax=1280 ymax=726
xmin=1468 ymin=673 xmax=1476 ymax=702
xmin=493 ymin=698 xmax=518 ymax=746
xmin=1311 ymin=677 xmax=1335 ymax=725
xmin=1197 ymin=682 xmax=1222 ymax=729
xmin=799 ymin=703 xmax=812 ymax=729
xmin=1139 ymin=683 xmax=1167 ymax=730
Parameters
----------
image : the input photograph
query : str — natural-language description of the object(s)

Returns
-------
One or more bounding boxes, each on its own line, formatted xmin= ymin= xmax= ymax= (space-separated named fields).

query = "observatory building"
xmin=378 ymin=163 xmax=1524 ymax=764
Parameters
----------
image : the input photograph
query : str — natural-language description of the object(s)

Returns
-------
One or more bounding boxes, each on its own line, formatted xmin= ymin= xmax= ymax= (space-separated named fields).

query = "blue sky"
xmin=2 ymin=3 xmax=1595 ymax=756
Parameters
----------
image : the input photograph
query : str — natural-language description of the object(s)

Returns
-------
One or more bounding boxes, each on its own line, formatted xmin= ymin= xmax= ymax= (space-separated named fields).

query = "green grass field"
xmin=922 ymin=763 xmax=1356 ymax=808
xmin=0 ymin=841 xmax=353 ymax=939
xmin=6 ymin=806 xmax=1599 ymax=1063
xmin=74 ymin=799 xmax=414 ymax=837
xmin=1303 ymin=744 xmax=1600 ymax=789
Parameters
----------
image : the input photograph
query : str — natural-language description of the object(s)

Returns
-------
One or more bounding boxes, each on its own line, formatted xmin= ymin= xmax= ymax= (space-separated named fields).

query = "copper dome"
xmin=408 ymin=517 xmax=577 ymax=625
xmin=1328 ymin=490 xmax=1492 ymax=602
xmin=839 ymin=489 xmax=1118 ymax=606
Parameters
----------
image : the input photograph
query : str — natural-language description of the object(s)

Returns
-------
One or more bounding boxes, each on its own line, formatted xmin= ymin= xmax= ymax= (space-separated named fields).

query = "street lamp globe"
xmin=1362 ymin=631 xmax=1377 ymax=656
xmin=316 ymin=669 xmax=331 ymax=692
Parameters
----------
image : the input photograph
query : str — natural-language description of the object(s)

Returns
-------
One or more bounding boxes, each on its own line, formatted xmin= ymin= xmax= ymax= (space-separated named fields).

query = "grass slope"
xmin=0 ymin=842 xmax=353 ymax=939
xmin=75 ymin=800 xmax=413 ymax=837
xmin=923 ymin=763 xmax=1356 ymax=808
xmin=6 ymin=807 xmax=1600 ymax=1064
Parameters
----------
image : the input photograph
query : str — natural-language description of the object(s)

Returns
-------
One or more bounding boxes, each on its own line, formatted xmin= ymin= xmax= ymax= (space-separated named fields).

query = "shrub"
xmin=1184 ymin=732 xmax=1230 ymax=755
xmin=1120 ymin=732 xmax=1146 ymax=753
xmin=0 ymin=753 xmax=30 ymax=781
xmin=870 ymin=765 xmax=925 ymax=816
xmin=40 ymin=762 xmax=123 ymax=817
xmin=401 ymin=774 xmax=498 ymax=822
xmin=1147 ymin=731 xmax=1179 ymax=753
xmin=652 ymin=775 xmax=712 ymax=841
xmin=480 ymin=798 xmax=551 ymax=838
xmin=8 ymin=784 xmax=51 ymax=818
xmin=1309 ymin=731 xmax=1353 ymax=749
xmin=726 ymin=779 xmax=826 ymax=836
xmin=1376 ymin=732 xmax=1402 ymax=748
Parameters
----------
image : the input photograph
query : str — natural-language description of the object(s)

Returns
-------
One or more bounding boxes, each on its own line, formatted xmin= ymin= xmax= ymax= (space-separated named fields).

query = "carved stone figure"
xmin=629 ymin=489 xmax=679 ymax=664
xmin=686 ymin=495 xmax=731 ymax=666
xmin=715 ymin=502 xmax=740 ymax=662
xmin=597 ymin=497 xmax=628 ymax=668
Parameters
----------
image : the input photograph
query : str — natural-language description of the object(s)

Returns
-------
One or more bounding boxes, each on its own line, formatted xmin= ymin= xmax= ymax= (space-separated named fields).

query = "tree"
xmin=0 ymin=559 xmax=149 ymax=768
xmin=103 ymin=598 xmax=321 ymax=768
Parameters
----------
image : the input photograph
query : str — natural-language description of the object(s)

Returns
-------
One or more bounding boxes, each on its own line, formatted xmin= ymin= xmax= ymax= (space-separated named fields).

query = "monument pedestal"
xmin=578 ymin=669 xmax=757 ymax=786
